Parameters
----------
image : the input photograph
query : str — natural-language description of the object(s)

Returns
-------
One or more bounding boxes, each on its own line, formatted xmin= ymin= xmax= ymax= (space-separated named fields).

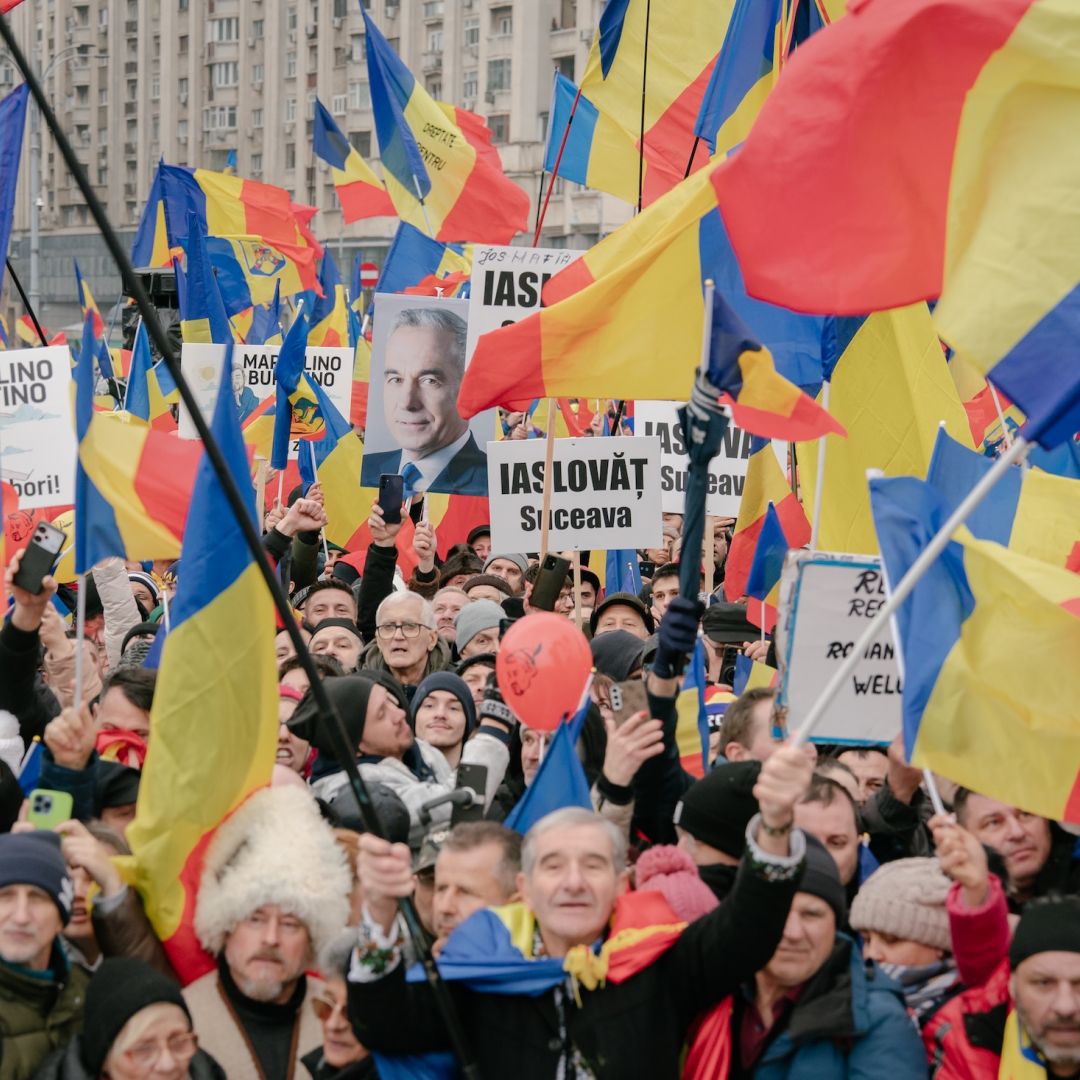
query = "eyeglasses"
xmin=312 ymin=997 xmax=349 ymax=1022
xmin=376 ymin=621 xmax=425 ymax=639
xmin=123 ymin=1032 xmax=198 ymax=1070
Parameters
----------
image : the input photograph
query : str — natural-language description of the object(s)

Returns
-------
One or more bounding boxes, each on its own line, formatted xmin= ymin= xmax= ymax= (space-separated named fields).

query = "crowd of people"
xmin=0 ymin=485 xmax=1077 ymax=1080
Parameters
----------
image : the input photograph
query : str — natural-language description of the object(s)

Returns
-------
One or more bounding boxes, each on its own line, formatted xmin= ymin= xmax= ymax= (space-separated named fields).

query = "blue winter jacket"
xmin=750 ymin=936 xmax=928 ymax=1080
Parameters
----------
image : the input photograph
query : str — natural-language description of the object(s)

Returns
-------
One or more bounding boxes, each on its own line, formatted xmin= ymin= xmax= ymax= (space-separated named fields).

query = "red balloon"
xmin=496 ymin=612 xmax=592 ymax=732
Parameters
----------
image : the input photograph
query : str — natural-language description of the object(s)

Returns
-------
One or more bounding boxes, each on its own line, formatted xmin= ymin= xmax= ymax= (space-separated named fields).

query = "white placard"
xmin=0 ymin=347 xmax=78 ymax=508
xmin=635 ymin=400 xmax=756 ymax=518
xmin=465 ymin=244 xmax=582 ymax=361
xmin=778 ymin=551 xmax=901 ymax=745
xmin=487 ymin=436 xmax=663 ymax=553
xmin=179 ymin=343 xmax=354 ymax=459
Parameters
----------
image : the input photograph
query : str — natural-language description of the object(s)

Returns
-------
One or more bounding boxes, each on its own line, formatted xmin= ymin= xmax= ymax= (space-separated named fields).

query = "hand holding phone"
xmin=377 ymin=473 xmax=405 ymax=525
xmin=26 ymin=789 xmax=74 ymax=830
xmin=12 ymin=522 xmax=66 ymax=595
xmin=529 ymin=554 xmax=570 ymax=612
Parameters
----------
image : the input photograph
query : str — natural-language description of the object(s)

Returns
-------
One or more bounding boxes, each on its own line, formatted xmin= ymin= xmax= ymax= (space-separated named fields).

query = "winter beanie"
xmin=288 ymin=672 xmax=408 ymax=757
xmin=850 ymin=857 xmax=953 ymax=952
xmin=411 ymin=672 xmax=478 ymax=736
xmin=799 ymin=835 xmax=847 ymax=924
xmin=483 ymin=552 xmax=529 ymax=577
xmin=590 ymin=630 xmax=646 ymax=681
xmin=635 ymin=845 xmax=719 ymax=923
xmin=461 ymin=574 xmax=513 ymax=599
xmin=0 ymin=832 xmax=74 ymax=925
xmin=673 ymin=761 xmax=762 ymax=858
xmin=454 ymin=600 xmax=505 ymax=652
xmin=81 ymin=957 xmax=190 ymax=1075
xmin=310 ymin=617 xmax=363 ymax=642
xmin=1010 ymin=895 xmax=1080 ymax=969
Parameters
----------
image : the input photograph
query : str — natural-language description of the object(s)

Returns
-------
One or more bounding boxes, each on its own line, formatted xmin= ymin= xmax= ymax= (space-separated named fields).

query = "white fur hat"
xmin=194 ymin=785 xmax=351 ymax=958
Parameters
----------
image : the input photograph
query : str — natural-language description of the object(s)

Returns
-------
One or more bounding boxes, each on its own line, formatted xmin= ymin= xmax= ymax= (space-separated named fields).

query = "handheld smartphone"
xmin=638 ymin=559 xmax=656 ymax=581
xmin=529 ymin=554 xmax=571 ymax=612
xmin=377 ymin=473 xmax=405 ymax=525
xmin=26 ymin=788 xmax=74 ymax=830
xmin=609 ymin=679 xmax=649 ymax=727
xmin=12 ymin=521 xmax=66 ymax=594
xmin=452 ymin=763 xmax=488 ymax=824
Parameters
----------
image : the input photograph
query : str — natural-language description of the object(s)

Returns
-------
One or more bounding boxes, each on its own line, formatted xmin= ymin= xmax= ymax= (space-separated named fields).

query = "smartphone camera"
xmin=31 ymin=792 xmax=54 ymax=816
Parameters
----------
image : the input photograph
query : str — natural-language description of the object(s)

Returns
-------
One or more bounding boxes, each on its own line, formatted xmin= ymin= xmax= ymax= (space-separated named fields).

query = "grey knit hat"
xmin=454 ymin=600 xmax=505 ymax=652
xmin=483 ymin=552 xmax=528 ymax=577
xmin=849 ymin=857 xmax=953 ymax=952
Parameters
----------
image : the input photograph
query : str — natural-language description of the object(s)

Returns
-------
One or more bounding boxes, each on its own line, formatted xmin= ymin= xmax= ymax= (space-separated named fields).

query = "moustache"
xmin=250 ymin=950 xmax=284 ymax=963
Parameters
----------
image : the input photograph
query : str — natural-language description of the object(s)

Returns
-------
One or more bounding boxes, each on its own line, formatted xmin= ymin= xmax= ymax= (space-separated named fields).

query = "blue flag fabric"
xmin=745 ymin=502 xmax=788 ymax=601
xmin=0 ymin=85 xmax=28 ymax=301
xmin=125 ymin=321 xmax=154 ymax=421
xmin=604 ymin=549 xmax=642 ymax=597
xmin=271 ymin=308 xmax=312 ymax=469
xmin=248 ymin=281 xmax=282 ymax=347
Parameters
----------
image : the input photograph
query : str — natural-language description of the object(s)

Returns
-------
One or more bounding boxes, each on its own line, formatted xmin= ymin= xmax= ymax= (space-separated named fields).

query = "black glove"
xmin=478 ymin=671 xmax=516 ymax=730
xmin=651 ymin=595 xmax=704 ymax=679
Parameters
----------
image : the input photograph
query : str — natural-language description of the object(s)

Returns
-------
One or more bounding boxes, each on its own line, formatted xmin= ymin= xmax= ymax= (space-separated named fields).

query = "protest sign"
xmin=0 ymin=346 xmax=77 ymax=508
xmin=361 ymin=293 xmax=493 ymax=496
xmin=777 ymin=551 xmax=901 ymax=745
xmin=635 ymin=400 xmax=756 ymax=518
xmin=487 ymin=436 xmax=662 ymax=553
xmin=466 ymin=245 xmax=582 ymax=361
xmin=179 ymin=343 xmax=353 ymax=458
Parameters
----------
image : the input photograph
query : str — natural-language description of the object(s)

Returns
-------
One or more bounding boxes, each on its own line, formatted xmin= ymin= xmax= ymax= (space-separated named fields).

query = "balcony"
xmin=125 ymin=20 xmax=138 ymax=34
xmin=421 ymin=51 xmax=442 ymax=73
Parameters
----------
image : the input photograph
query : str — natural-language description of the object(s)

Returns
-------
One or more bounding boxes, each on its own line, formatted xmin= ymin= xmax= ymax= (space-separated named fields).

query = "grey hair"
xmin=376 ymin=590 xmax=436 ymax=630
xmin=389 ymin=306 xmax=467 ymax=379
xmin=521 ymin=807 xmax=628 ymax=877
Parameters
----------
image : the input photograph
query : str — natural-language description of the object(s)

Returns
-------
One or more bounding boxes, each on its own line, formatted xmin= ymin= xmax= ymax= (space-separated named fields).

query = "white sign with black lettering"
xmin=0 ymin=347 xmax=77 ymax=508
xmin=487 ymin=436 xmax=663 ymax=553
xmin=778 ymin=551 xmax=901 ymax=745
xmin=179 ymin=343 xmax=353 ymax=459
xmin=466 ymin=244 xmax=582 ymax=360
xmin=635 ymin=400 xmax=756 ymax=518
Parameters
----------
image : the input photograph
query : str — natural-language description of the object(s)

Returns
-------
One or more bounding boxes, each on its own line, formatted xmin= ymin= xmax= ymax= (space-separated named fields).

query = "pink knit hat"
xmin=634 ymin=845 xmax=719 ymax=923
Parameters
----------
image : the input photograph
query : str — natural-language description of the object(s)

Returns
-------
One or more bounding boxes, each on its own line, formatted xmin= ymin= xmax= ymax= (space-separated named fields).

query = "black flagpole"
xmin=5 ymin=257 xmax=47 ymax=345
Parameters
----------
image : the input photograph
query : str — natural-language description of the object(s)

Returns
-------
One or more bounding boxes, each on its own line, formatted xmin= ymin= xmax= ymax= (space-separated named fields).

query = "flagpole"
xmin=637 ymin=0 xmax=652 ymax=213
xmin=121 ymin=317 xmax=141 ymax=412
xmin=307 ymin=440 xmax=330 ymax=564
xmin=538 ymin=401 xmax=558 ymax=562
xmin=790 ymin=434 xmax=1031 ymax=746
xmin=683 ymin=136 xmax=701 ymax=179
xmin=808 ymin=379 xmax=830 ymax=551
xmin=987 ymin=379 xmax=1013 ymax=451
xmin=5 ymin=257 xmax=48 ymax=345
xmin=533 ymin=76 xmax=583 ymax=245
xmin=73 ymin=572 xmax=86 ymax=708
xmin=161 ymin=587 xmax=171 ymax=633
xmin=0 ymin=19 xmax=477 ymax=1068
xmin=411 ymin=175 xmax=435 ymax=237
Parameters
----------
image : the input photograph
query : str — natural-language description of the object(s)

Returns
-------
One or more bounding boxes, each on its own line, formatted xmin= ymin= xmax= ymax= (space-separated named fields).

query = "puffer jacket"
xmin=0 ymin=951 xmax=88 ymax=1080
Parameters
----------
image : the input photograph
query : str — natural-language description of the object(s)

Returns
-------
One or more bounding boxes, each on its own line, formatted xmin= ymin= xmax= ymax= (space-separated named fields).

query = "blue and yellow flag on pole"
xmin=271 ymin=308 xmax=320 ymax=469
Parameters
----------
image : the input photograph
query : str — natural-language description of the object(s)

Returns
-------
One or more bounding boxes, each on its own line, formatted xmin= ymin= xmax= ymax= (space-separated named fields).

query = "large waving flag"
xmin=926 ymin=427 xmax=1080 ymax=575
xmin=271 ymin=308 xmax=320 ymax=469
xmin=0 ymin=84 xmax=27 ymax=299
xmin=795 ymin=305 xmax=973 ymax=555
xmin=313 ymin=98 xmax=395 ymax=222
xmin=460 ymin=164 xmax=827 ymax=415
xmin=375 ymin=221 xmax=472 ymax=296
xmin=575 ymin=0 xmax=734 ymax=205
xmin=74 ymin=312 xmax=201 ymax=573
xmin=362 ymin=8 xmax=528 ymax=242
xmin=309 ymin=252 xmax=349 ymax=348
xmin=869 ymin=475 xmax=1080 ymax=824
xmin=725 ymin=438 xmax=808 ymax=602
xmin=176 ymin=217 xmax=234 ymax=345
xmin=123 ymin=346 xmax=278 ymax=981
xmin=711 ymin=0 xmax=1080 ymax=448
xmin=744 ymin=503 xmax=788 ymax=633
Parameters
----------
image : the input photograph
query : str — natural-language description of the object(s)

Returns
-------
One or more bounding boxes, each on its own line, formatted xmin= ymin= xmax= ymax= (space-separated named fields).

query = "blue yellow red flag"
xmin=271 ymin=308 xmax=322 ymax=470
xmin=675 ymin=639 xmax=712 ymax=779
xmin=309 ymin=252 xmax=349 ymax=348
xmin=313 ymin=98 xmax=395 ymax=222
xmin=744 ymin=502 xmax=788 ymax=632
xmin=247 ymin=280 xmax=283 ymax=347
xmin=122 ymin=345 xmax=278 ymax=981
xmin=124 ymin=320 xmax=177 ymax=427
xmin=376 ymin=221 xmax=472 ymax=296
xmin=869 ymin=474 xmax=1080 ymax=824
xmin=362 ymin=8 xmax=528 ymax=242
xmin=176 ymin=216 xmax=234 ymax=345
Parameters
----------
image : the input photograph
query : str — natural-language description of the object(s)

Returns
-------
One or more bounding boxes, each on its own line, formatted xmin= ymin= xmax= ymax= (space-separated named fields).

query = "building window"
xmin=98 ymin=87 xmax=108 ymax=104
xmin=252 ymin=19 xmax=264 ymax=38
xmin=349 ymin=130 xmax=371 ymax=156
xmin=203 ymin=106 xmax=237 ymax=130
xmin=252 ymin=63 xmax=264 ymax=83
xmin=178 ymin=35 xmax=188 ymax=54
xmin=177 ymin=119 xmax=188 ymax=138
xmin=285 ymin=143 xmax=296 ymax=169
xmin=178 ymin=77 xmax=189 ymax=96
xmin=127 ymin=80 xmax=137 ymax=102
xmin=333 ymin=0 xmax=348 ymax=16
xmin=332 ymin=94 xmax=347 ymax=116
xmin=99 ymin=6 xmax=108 ymax=26
xmin=251 ymin=152 xmax=263 ymax=175
xmin=427 ymin=28 xmax=442 ymax=51
xmin=285 ymin=97 xmax=297 ymax=122
xmin=210 ymin=17 xmax=239 ymax=42
xmin=488 ymin=113 xmax=509 ymax=144
xmin=490 ymin=5 xmax=512 ymax=35
xmin=151 ymin=75 xmax=160 ymax=99
xmin=422 ymin=1 xmax=443 ymax=15
xmin=464 ymin=17 xmax=479 ymax=46
xmin=252 ymin=108 xmax=263 ymax=128
xmin=287 ymin=6 xmax=298 ymax=30
xmin=487 ymin=58 xmax=511 ymax=91
xmin=212 ymin=61 xmax=239 ymax=87
xmin=334 ymin=45 xmax=348 ymax=66
xmin=286 ymin=51 xmax=297 ymax=78
xmin=75 ymin=84 xmax=89 ymax=104
xmin=350 ymin=34 xmax=365 ymax=62
xmin=462 ymin=70 xmax=477 ymax=99
xmin=348 ymin=81 xmax=370 ymax=111
xmin=178 ymin=0 xmax=187 ymax=9
xmin=426 ymin=77 xmax=441 ymax=98
xmin=555 ymin=55 xmax=574 ymax=81
xmin=97 ymin=165 xmax=107 ymax=184
xmin=306 ymin=92 xmax=316 ymax=119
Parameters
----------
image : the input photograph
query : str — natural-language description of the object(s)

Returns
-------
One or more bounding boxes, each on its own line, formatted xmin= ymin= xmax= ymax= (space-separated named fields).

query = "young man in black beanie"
xmin=0 ymin=831 xmax=86 ymax=1077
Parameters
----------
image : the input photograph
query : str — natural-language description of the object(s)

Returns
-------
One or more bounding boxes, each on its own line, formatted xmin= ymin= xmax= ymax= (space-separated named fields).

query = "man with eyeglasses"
xmin=356 ymin=592 xmax=452 ymax=695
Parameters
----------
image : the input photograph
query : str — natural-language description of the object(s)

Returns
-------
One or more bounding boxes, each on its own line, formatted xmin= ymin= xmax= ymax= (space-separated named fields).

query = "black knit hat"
xmin=81 ymin=957 xmax=191 ymax=1074
xmin=0 ymin=831 xmax=73 ymax=925
xmin=590 ymin=592 xmax=655 ymax=636
xmin=673 ymin=761 xmax=761 ymax=858
xmin=288 ymin=672 xmax=409 ymax=758
xmin=1010 ymin=895 xmax=1080 ymax=969
xmin=799 ymin=834 xmax=847 ymax=924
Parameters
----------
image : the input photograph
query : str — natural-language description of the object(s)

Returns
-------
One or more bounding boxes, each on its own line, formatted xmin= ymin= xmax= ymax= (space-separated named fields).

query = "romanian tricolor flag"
xmin=376 ymin=221 xmax=472 ymax=296
xmin=0 ymin=84 xmax=27 ymax=300
xmin=124 ymin=321 xmax=178 ymax=429
xmin=74 ymin=260 xmax=106 ymax=341
xmin=796 ymin=306 xmax=973 ymax=555
xmin=247 ymin=281 xmax=283 ymax=348
xmin=870 ymin=474 xmax=1080 ymax=824
xmin=312 ymin=98 xmax=394 ymax=222
xmin=362 ymin=9 xmax=528 ymax=243
xmin=926 ymin=427 xmax=1080 ymax=576
xmin=675 ymin=639 xmax=712 ymax=779
xmin=744 ymin=503 xmax=788 ymax=633
xmin=0 ymin=314 xmax=10 ymax=349
xmin=123 ymin=347 xmax=278 ymax=981
xmin=725 ymin=438 xmax=808 ymax=603
xmin=15 ymin=314 xmax=46 ymax=346
xmin=711 ymin=0 xmax=1080 ymax=448
xmin=177 ymin=218 xmax=234 ymax=345
xmin=576 ymin=0 xmax=733 ymax=205
xmin=309 ymin=252 xmax=349 ymax=348
xmin=961 ymin=382 xmax=1026 ymax=458
xmin=271 ymin=308 xmax=321 ymax=469
xmin=74 ymin=312 xmax=201 ymax=574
